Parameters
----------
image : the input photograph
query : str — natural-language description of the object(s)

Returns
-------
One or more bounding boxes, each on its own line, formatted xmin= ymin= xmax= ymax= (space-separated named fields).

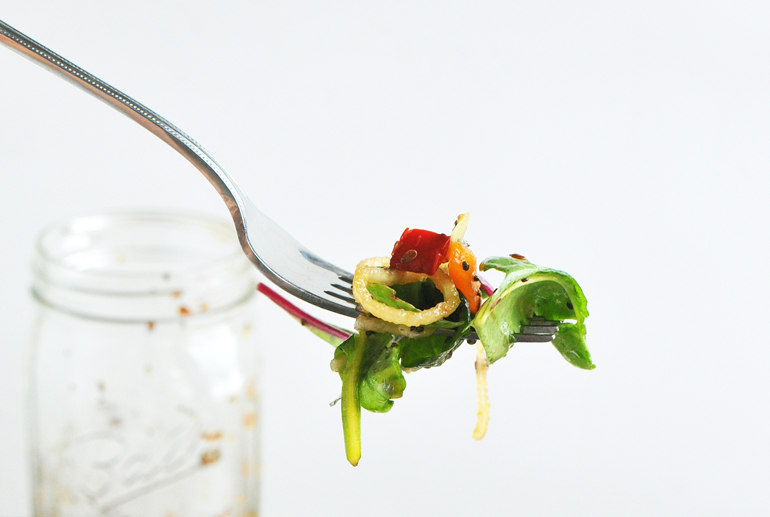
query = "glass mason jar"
xmin=29 ymin=210 xmax=261 ymax=517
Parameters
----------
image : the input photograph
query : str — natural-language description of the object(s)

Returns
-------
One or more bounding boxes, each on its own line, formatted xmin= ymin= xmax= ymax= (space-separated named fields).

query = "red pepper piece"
xmin=389 ymin=228 xmax=451 ymax=275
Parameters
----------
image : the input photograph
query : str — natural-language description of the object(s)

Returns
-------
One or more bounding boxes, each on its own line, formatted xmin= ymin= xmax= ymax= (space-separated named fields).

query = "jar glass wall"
xmin=29 ymin=211 xmax=261 ymax=517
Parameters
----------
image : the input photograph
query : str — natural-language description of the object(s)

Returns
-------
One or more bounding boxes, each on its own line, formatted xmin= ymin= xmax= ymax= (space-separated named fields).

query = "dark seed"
xmin=462 ymin=261 xmax=470 ymax=271
xmin=566 ymin=301 xmax=574 ymax=310
xmin=401 ymin=249 xmax=418 ymax=263
xmin=474 ymin=276 xmax=479 ymax=282
xmin=521 ymin=278 xmax=529 ymax=283
xmin=510 ymin=253 xmax=526 ymax=260
xmin=410 ymin=326 xmax=425 ymax=333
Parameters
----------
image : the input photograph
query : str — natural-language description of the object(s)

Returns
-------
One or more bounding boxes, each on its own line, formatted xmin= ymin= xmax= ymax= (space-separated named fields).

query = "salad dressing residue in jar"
xmin=29 ymin=210 xmax=261 ymax=517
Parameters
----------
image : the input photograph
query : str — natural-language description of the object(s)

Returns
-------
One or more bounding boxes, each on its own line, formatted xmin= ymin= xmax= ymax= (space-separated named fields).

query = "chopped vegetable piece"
xmin=390 ymin=228 xmax=451 ymax=275
xmin=450 ymin=212 xmax=470 ymax=243
xmin=447 ymin=240 xmax=481 ymax=313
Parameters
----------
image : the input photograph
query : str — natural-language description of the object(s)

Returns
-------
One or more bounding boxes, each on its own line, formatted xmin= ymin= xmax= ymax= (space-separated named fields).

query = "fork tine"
xmin=518 ymin=325 xmax=559 ymax=335
xmin=439 ymin=326 xmax=558 ymax=343
xmin=337 ymin=273 xmax=354 ymax=284
xmin=324 ymin=290 xmax=357 ymax=305
xmin=331 ymin=283 xmax=354 ymax=295
xmin=513 ymin=334 xmax=556 ymax=343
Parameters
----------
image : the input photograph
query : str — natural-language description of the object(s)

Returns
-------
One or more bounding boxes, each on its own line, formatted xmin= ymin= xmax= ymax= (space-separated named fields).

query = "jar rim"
xmin=35 ymin=209 xmax=246 ymax=281
xmin=32 ymin=209 xmax=256 ymax=321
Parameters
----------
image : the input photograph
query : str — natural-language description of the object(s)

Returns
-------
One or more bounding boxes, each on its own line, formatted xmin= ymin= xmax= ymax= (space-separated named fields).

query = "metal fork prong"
xmin=331 ymin=283 xmax=354 ymax=295
xmin=337 ymin=273 xmax=354 ymax=284
xmin=514 ymin=334 xmax=556 ymax=343
xmin=519 ymin=325 xmax=559 ymax=335
xmin=324 ymin=290 xmax=357 ymax=305
xmin=441 ymin=330 xmax=556 ymax=343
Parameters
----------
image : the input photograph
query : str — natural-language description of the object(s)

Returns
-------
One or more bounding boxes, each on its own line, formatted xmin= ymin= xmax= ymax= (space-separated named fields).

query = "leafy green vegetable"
xmin=552 ymin=322 xmax=593 ymax=370
xmin=332 ymin=332 xmax=405 ymax=466
xmin=264 ymin=232 xmax=594 ymax=467
xmin=299 ymin=318 xmax=349 ymax=347
xmin=366 ymin=284 xmax=420 ymax=312
xmin=320 ymin=254 xmax=591 ymax=466
xmin=424 ymin=319 xmax=465 ymax=329
xmin=370 ymin=279 xmax=473 ymax=370
xmin=399 ymin=295 xmax=472 ymax=370
xmin=474 ymin=255 xmax=592 ymax=368
xmin=391 ymin=278 xmax=443 ymax=308
xmin=360 ymin=341 xmax=406 ymax=412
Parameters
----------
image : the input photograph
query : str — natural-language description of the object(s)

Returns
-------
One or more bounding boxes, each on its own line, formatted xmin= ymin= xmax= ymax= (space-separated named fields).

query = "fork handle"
xmin=0 ymin=19 xmax=248 ymax=229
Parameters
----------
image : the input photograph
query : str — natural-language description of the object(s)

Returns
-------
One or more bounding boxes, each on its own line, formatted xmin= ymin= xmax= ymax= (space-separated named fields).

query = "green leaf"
xmin=399 ymin=295 xmax=473 ymax=370
xmin=552 ymin=322 xmax=594 ymax=370
xmin=360 ymin=342 xmax=406 ymax=413
xmin=333 ymin=332 xmax=406 ymax=465
xmin=474 ymin=256 xmax=591 ymax=367
xmin=425 ymin=319 xmax=465 ymax=329
xmin=333 ymin=333 xmax=365 ymax=466
xmin=295 ymin=316 xmax=349 ymax=347
xmin=391 ymin=279 xmax=443 ymax=310
xmin=400 ymin=334 xmax=455 ymax=369
xmin=367 ymin=284 xmax=420 ymax=312
xmin=480 ymin=255 xmax=540 ymax=277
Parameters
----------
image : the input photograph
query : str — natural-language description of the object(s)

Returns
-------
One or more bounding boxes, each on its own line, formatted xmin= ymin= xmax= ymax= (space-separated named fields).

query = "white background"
xmin=1 ymin=1 xmax=769 ymax=515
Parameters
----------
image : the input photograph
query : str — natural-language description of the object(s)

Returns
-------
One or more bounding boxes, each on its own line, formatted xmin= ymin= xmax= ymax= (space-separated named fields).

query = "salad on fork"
xmin=266 ymin=213 xmax=592 ymax=466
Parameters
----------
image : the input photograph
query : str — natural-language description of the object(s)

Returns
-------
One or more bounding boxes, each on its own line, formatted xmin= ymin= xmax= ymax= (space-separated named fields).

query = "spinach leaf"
xmin=474 ymin=255 xmax=592 ymax=368
xmin=332 ymin=332 xmax=405 ymax=466
xmin=425 ymin=319 xmax=464 ymax=329
xmin=552 ymin=322 xmax=593 ymax=370
xmin=360 ymin=341 xmax=406 ymax=412
xmin=366 ymin=284 xmax=420 ymax=312
xmin=400 ymin=295 xmax=472 ymax=370
xmin=391 ymin=278 xmax=444 ymax=309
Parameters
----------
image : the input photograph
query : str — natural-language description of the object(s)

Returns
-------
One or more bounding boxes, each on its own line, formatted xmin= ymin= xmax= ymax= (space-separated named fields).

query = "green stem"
xmin=341 ymin=332 xmax=366 ymax=466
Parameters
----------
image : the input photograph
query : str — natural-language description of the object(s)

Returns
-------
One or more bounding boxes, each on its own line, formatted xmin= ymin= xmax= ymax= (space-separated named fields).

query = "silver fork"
xmin=0 ymin=19 xmax=359 ymax=317
xmin=0 ymin=20 xmax=556 ymax=342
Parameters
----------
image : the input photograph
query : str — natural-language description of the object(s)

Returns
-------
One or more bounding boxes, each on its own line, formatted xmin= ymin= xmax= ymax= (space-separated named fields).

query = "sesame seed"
xmin=401 ymin=249 xmax=418 ymax=263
